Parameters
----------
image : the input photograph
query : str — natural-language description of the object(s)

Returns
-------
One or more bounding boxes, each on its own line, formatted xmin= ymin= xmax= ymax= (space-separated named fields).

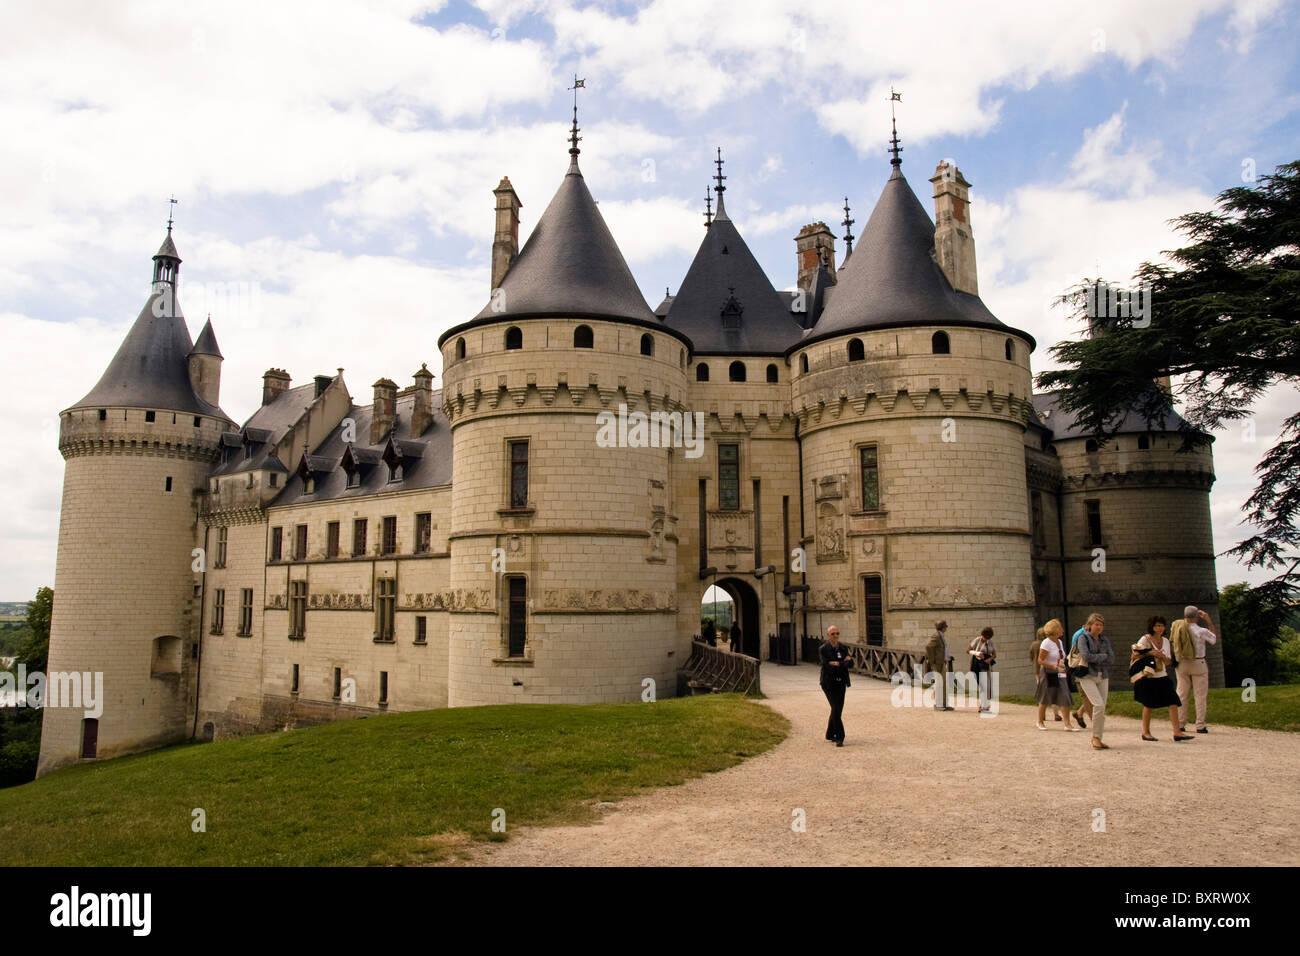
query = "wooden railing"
xmin=805 ymin=638 xmax=938 ymax=682
xmin=682 ymin=639 xmax=762 ymax=696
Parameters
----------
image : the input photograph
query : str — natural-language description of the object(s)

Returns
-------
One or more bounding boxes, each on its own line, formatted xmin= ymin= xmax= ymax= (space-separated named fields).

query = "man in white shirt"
xmin=1171 ymin=604 xmax=1217 ymax=734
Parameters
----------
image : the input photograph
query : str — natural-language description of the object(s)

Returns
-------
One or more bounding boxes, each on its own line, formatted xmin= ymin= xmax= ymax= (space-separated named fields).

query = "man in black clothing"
xmin=729 ymin=621 xmax=741 ymax=654
xmin=820 ymin=625 xmax=853 ymax=746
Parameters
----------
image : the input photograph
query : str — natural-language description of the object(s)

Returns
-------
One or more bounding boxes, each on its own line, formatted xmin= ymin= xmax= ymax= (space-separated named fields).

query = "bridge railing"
xmin=804 ymin=638 xmax=947 ymax=682
xmin=682 ymin=638 xmax=762 ymax=696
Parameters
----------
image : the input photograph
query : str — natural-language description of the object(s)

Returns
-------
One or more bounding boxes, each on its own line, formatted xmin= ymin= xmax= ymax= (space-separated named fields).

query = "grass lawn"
xmin=1001 ymin=683 xmax=1300 ymax=732
xmin=0 ymin=694 xmax=787 ymax=866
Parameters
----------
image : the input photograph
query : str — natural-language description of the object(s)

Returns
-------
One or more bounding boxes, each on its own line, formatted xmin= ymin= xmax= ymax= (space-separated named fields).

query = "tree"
xmin=1038 ymin=160 xmax=1300 ymax=606
xmin=15 ymin=586 xmax=52 ymax=673
xmin=1218 ymin=582 xmax=1290 ymax=686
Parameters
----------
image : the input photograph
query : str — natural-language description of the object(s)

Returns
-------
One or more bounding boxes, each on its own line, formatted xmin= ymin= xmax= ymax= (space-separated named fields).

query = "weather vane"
xmin=888 ymin=87 xmax=903 ymax=166
xmin=713 ymin=147 xmax=727 ymax=195
xmin=842 ymin=197 xmax=855 ymax=254
xmin=166 ymin=194 xmax=178 ymax=232
xmin=568 ymin=74 xmax=585 ymax=155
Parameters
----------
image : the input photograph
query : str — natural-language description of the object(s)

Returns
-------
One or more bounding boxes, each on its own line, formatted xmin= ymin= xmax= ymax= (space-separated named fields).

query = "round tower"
xmin=789 ymin=159 xmax=1040 ymax=694
xmin=1041 ymin=397 xmax=1220 ymax=684
xmin=38 ymin=227 xmax=233 ymax=775
xmin=438 ymin=128 xmax=692 ymax=706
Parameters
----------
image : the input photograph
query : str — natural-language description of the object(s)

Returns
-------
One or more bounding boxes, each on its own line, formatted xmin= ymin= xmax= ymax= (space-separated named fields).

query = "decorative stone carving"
xmin=538 ymin=588 xmax=676 ymax=613
xmin=890 ymin=583 xmax=1036 ymax=608
xmin=816 ymin=500 xmax=845 ymax=561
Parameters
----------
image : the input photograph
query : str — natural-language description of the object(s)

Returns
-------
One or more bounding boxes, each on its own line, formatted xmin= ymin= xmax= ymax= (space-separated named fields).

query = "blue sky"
xmin=1 ymin=0 xmax=1297 ymax=601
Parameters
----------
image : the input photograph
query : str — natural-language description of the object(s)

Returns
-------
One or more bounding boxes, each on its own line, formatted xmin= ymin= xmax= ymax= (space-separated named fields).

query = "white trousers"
xmin=1076 ymin=676 xmax=1109 ymax=740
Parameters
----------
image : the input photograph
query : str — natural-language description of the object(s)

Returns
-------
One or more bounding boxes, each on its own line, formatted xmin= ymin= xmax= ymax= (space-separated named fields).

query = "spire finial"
xmin=842 ymin=196 xmax=855 ymax=254
xmin=704 ymin=185 xmax=713 ymax=227
xmin=166 ymin=194 xmax=178 ymax=233
xmin=713 ymin=147 xmax=726 ymax=195
xmin=568 ymin=75 xmax=585 ymax=158
xmin=888 ymin=87 xmax=903 ymax=167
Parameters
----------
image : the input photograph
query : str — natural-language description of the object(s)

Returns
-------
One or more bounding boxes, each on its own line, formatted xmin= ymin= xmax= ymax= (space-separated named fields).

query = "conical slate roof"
xmin=70 ymin=233 xmax=229 ymax=419
xmin=189 ymin=316 xmax=223 ymax=357
xmin=441 ymin=157 xmax=662 ymax=343
xmin=800 ymin=166 xmax=1033 ymax=350
xmin=155 ymin=231 xmax=180 ymax=261
xmin=664 ymin=194 xmax=805 ymax=355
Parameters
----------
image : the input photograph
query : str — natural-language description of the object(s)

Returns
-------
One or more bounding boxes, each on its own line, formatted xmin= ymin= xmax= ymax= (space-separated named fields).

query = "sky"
xmin=1 ymin=0 xmax=1297 ymax=602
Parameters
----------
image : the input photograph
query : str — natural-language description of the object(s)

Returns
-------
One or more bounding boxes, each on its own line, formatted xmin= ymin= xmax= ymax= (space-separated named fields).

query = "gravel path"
xmin=466 ymin=664 xmax=1300 ymax=866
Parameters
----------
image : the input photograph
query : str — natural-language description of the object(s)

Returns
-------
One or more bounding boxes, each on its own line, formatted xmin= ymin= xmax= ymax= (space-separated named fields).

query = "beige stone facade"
xmin=38 ymin=149 xmax=1222 ymax=776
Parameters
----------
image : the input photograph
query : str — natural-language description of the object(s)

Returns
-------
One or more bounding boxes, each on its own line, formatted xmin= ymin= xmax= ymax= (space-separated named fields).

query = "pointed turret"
xmin=70 ymin=229 xmax=229 ymax=418
xmin=188 ymin=316 xmax=224 ymax=408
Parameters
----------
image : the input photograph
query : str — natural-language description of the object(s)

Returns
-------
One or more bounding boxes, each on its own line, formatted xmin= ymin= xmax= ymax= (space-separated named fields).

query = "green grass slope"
xmin=0 ymin=695 xmax=787 ymax=866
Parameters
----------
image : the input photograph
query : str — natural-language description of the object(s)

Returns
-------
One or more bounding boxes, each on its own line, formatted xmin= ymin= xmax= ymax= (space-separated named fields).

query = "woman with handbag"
xmin=1035 ymin=619 xmax=1079 ymax=731
xmin=1132 ymin=615 xmax=1193 ymax=742
xmin=1072 ymin=614 xmax=1114 ymax=750
xmin=968 ymin=626 xmax=997 ymax=712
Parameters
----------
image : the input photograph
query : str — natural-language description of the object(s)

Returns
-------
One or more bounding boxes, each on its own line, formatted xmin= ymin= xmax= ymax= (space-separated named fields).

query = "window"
xmin=269 ymin=473 xmax=278 ymax=488
xmin=1031 ymin=491 xmax=1046 ymax=552
xmin=696 ymin=363 xmax=710 ymax=382
xmin=640 ymin=333 xmax=654 ymax=356
xmin=766 ymin=364 xmax=778 ymax=383
xmin=326 ymin=521 xmax=340 ymax=558
xmin=718 ymin=443 xmax=740 ymax=511
xmin=194 ymin=416 xmax=202 ymax=427
xmin=145 ymin=410 xmax=156 ymax=423
xmin=860 ymin=444 xmax=880 ymax=511
xmin=246 ymin=473 xmax=254 ymax=489
xmin=215 ymin=526 xmax=228 ymax=567
xmin=211 ymin=589 xmax=225 ymax=634
xmin=239 ymin=588 xmax=253 ymax=636
xmin=98 ymin=409 xmax=107 ymax=421
xmin=376 ymin=578 xmax=396 ymax=641
xmin=81 ymin=718 xmax=99 ymax=759
xmin=1085 ymin=499 xmax=1103 ymax=548
xmin=291 ymin=663 xmax=299 ymax=694
xmin=1005 ymin=338 xmax=1014 ymax=361
xmin=165 ymin=476 xmax=173 ymax=492
xmin=680 ymin=348 xmax=686 ymax=369
xmin=353 ymin=518 xmax=368 ymax=557
xmin=270 ymin=527 xmax=283 ymax=562
xmin=1138 ymin=434 xmax=1151 ymax=450
xmin=507 ymin=576 xmax=527 ymax=657
xmin=381 ymin=515 xmax=397 ymax=555
xmin=290 ymin=580 xmax=307 ymax=638
xmin=294 ymin=524 xmax=308 ymax=561
xmin=864 ymin=576 xmax=884 ymax=646
xmin=848 ymin=338 xmax=865 ymax=362
xmin=379 ymin=671 xmax=389 ymax=705
xmin=932 ymin=331 xmax=950 ymax=354
xmin=1085 ymin=439 xmax=1099 ymax=453
xmin=456 ymin=337 xmax=466 ymax=360
xmin=574 ymin=325 xmax=593 ymax=348
xmin=509 ymin=440 xmax=529 ymax=509
xmin=332 ymin=667 xmax=342 ymax=699
xmin=800 ymin=354 xmax=809 ymax=374
xmin=415 ymin=512 xmax=432 ymax=553
xmin=728 ymin=361 xmax=746 ymax=382
xmin=415 ymin=615 xmax=427 ymax=644
xmin=505 ymin=326 xmax=522 ymax=350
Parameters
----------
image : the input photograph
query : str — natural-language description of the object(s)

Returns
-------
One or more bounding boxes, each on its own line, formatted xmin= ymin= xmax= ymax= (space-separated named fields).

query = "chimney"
xmin=370 ymin=378 xmax=398 ymax=445
xmin=411 ymin=363 xmax=434 ymax=436
xmin=795 ymin=223 xmax=836 ymax=291
xmin=929 ymin=161 xmax=978 ymax=295
xmin=262 ymin=368 xmax=291 ymax=406
xmin=492 ymin=177 xmax=522 ymax=293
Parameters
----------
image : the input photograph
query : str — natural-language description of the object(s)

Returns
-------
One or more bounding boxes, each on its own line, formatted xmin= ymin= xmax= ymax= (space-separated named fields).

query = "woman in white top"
xmin=1034 ymin=619 xmax=1079 ymax=731
xmin=1132 ymin=615 xmax=1193 ymax=742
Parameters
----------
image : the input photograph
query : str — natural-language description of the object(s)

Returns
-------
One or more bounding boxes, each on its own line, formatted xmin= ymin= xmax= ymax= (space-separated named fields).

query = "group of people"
xmin=699 ymin=619 xmax=742 ymax=654
xmin=818 ymin=605 xmax=1219 ymax=748
xmin=1032 ymin=607 xmax=1218 ymax=749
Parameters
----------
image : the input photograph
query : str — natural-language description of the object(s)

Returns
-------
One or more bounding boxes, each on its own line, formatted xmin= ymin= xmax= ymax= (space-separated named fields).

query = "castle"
xmin=37 ymin=121 xmax=1222 ymax=775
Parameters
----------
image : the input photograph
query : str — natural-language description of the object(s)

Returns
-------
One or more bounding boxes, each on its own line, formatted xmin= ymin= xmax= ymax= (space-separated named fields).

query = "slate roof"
xmin=800 ymin=166 xmax=1034 ymax=351
xmin=210 ymin=383 xmax=319 ymax=477
xmin=663 ymin=194 xmax=806 ymax=355
xmin=189 ymin=317 xmax=223 ymax=357
xmin=70 ymin=287 xmax=230 ymax=420
xmin=1032 ymin=390 xmax=1201 ymax=441
xmin=272 ymin=390 xmax=452 ymax=504
xmin=440 ymin=156 xmax=672 ymax=344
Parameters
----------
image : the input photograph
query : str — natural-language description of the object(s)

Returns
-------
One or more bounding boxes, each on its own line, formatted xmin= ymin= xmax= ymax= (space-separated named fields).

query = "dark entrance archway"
xmin=714 ymin=576 xmax=761 ymax=658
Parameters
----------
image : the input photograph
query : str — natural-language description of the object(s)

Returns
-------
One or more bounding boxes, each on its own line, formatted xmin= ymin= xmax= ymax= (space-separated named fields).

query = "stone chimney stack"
xmin=262 ymin=368 xmax=291 ymax=406
xmin=411 ymin=363 xmax=434 ymax=436
xmin=492 ymin=177 xmax=522 ymax=293
xmin=371 ymin=378 xmax=398 ymax=445
xmin=929 ymin=161 xmax=978 ymax=296
xmin=795 ymin=222 xmax=836 ymax=291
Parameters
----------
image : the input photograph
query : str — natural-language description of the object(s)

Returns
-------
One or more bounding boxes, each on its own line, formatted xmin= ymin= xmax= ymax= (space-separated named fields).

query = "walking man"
xmin=820 ymin=625 xmax=852 ymax=746
xmin=1172 ymin=605 xmax=1218 ymax=733
xmin=926 ymin=619 xmax=954 ymax=711
xmin=729 ymin=620 xmax=742 ymax=654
